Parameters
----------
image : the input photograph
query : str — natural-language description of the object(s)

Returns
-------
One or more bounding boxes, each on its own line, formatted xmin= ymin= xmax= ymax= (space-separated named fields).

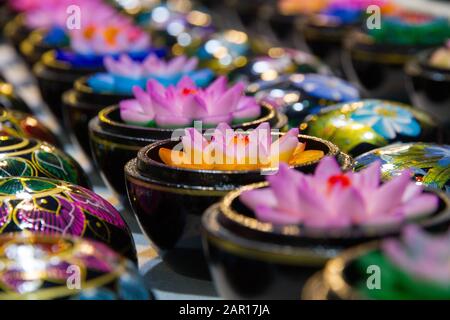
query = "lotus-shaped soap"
xmin=24 ymin=0 xmax=115 ymax=29
xmin=383 ymin=226 xmax=450 ymax=285
xmin=120 ymin=76 xmax=261 ymax=127
xmin=240 ymin=157 xmax=438 ymax=227
xmin=158 ymin=122 xmax=324 ymax=170
xmin=69 ymin=19 xmax=150 ymax=56
xmin=88 ymin=54 xmax=214 ymax=94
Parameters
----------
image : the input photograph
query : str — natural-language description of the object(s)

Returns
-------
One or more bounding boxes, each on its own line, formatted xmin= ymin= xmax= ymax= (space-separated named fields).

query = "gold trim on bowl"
xmin=203 ymin=203 xmax=331 ymax=266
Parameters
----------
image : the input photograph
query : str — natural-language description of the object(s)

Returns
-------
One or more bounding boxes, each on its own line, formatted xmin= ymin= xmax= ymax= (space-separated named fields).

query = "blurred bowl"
xmin=0 ymin=107 xmax=59 ymax=146
xmin=0 ymin=233 xmax=150 ymax=300
xmin=405 ymin=48 xmax=450 ymax=143
xmin=203 ymin=184 xmax=450 ymax=299
xmin=62 ymin=77 xmax=130 ymax=158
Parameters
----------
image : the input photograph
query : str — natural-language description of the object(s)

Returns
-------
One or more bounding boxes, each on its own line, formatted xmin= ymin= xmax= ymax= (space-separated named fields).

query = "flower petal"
xmin=154 ymin=114 xmax=192 ymax=128
xmin=313 ymin=156 xmax=342 ymax=183
xmin=254 ymin=205 xmax=303 ymax=225
xmin=368 ymin=171 xmax=412 ymax=216
xmin=240 ymin=188 xmax=278 ymax=212
xmin=215 ymin=82 xmax=245 ymax=114
xmin=402 ymin=193 xmax=439 ymax=220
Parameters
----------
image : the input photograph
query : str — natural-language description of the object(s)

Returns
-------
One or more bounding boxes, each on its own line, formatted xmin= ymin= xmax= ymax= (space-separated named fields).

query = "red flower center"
xmin=327 ymin=174 xmax=351 ymax=189
xmin=182 ymin=88 xmax=197 ymax=96
xmin=233 ymin=135 xmax=250 ymax=145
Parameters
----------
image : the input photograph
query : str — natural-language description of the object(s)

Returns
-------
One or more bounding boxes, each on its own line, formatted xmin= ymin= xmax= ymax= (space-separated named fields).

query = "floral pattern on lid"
xmin=292 ymin=74 xmax=359 ymax=102
xmin=355 ymin=143 xmax=450 ymax=194
xmin=0 ymin=233 xmax=148 ymax=300
xmin=0 ymin=177 xmax=135 ymax=260
xmin=302 ymin=99 xmax=436 ymax=156
xmin=349 ymin=100 xmax=421 ymax=139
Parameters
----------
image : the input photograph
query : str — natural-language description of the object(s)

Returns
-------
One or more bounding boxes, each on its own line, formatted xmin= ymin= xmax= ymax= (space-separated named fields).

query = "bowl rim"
xmin=344 ymin=30 xmax=435 ymax=64
xmin=202 ymin=202 xmax=334 ymax=266
xmin=322 ymin=241 xmax=379 ymax=300
xmin=405 ymin=48 xmax=450 ymax=79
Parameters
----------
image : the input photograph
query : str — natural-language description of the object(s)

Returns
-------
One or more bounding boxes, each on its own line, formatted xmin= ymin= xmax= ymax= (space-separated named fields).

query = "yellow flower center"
xmin=376 ymin=107 xmax=397 ymax=118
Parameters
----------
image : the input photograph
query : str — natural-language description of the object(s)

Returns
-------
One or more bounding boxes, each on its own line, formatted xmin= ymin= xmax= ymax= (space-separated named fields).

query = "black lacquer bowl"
xmin=342 ymin=31 xmax=435 ymax=102
xmin=0 ymin=233 xmax=150 ymax=300
xmin=63 ymin=77 xmax=130 ymax=157
xmin=203 ymin=185 xmax=450 ymax=299
xmin=0 ymin=81 xmax=31 ymax=113
xmin=405 ymin=49 xmax=450 ymax=143
xmin=0 ymin=107 xmax=59 ymax=146
xmin=20 ymin=29 xmax=68 ymax=67
xmin=89 ymin=102 xmax=287 ymax=204
xmin=3 ymin=14 xmax=30 ymax=52
xmin=125 ymin=134 xmax=352 ymax=279
xmin=33 ymin=50 xmax=105 ymax=121
xmin=298 ymin=13 xmax=357 ymax=76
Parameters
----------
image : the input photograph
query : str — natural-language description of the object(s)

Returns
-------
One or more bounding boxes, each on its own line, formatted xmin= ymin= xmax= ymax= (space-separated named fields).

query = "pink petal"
xmin=132 ymin=86 xmax=154 ymax=116
xmin=143 ymin=54 xmax=164 ymax=75
xmin=215 ymin=82 xmax=245 ymax=114
xmin=166 ymin=56 xmax=187 ymax=75
xmin=240 ymin=189 xmax=278 ymax=212
xmin=402 ymin=194 xmax=439 ymax=220
xmin=270 ymin=135 xmax=299 ymax=163
xmin=237 ymin=96 xmax=259 ymax=110
xmin=154 ymin=115 xmax=192 ymax=128
xmin=201 ymin=114 xmax=233 ymax=126
xmin=266 ymin=165 xmax=305 ymax=215
xmin=103 ymin=56 xmax=117 ymax=73
xmin=314 ymin=156 xmax=342 ymax=184
xmin=358 ymin=213 xmax=404 ymax=228
xmin=182 ymin=127 xmax=208 ymax=161
xmin=368 ymin=171 xmax=412 ymax=216
xmin=402 ymin=183 xmax=423 ymax=202
xmin=249 ymin=122 xmax=272 ymax=160
xmin=332 ymin=187 xmax=367 ymax=225
xmin=293 ymin=183 xmax=332 ymax=222
xmin=146 ymin=78 xmax=166 ymax=95
xmin=254 ymin=205 xmax=303 ymax=225
xmin=176 ymin=76 xmax=197 ymax=90
xmin=183 ymin=57 xmax=199 ymax=73
xmin=352 ymin=161 xmax=381 ymax=191
xmin=206 ymin=76 xmax=227 ymax=97
xmin=120 ymin=100 xmax=154 ymax=125
xmin=232 ymin=103 xmax=261 ymax=121
xmin=120 ymin=99 xmax=141 ymax=112
xmin=181 ymin=95 xmax=209 ymax=119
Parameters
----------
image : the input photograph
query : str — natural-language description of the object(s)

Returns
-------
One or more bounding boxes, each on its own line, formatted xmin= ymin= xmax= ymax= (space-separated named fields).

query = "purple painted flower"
xmin=240 ymin=157 xmax=439 ymax=227
xmin=383 ymin=226 xmax=450 ymax=284
xmin=120 ymin=76 xmax=260 ymax=127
